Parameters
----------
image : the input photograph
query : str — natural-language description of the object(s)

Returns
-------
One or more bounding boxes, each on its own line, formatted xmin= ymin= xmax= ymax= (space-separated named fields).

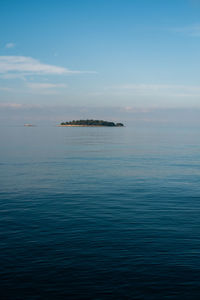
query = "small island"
xmin=58 ymin=119 xmax=124 ymax=127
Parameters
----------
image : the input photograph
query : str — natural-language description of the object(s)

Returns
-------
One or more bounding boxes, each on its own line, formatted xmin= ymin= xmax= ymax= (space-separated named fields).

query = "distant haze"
xmin=1 ymin=105 xmax=200 ymax=127
xmin=1 ymin=0 xmax=200 ymax=123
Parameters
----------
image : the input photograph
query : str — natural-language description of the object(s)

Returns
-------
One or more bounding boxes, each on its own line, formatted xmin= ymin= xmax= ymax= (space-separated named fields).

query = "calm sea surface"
xmin=1 ymin=125 xmax=200 ymax=299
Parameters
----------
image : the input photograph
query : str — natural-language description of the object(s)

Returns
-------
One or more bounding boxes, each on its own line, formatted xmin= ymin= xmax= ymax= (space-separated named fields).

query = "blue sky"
xmin=1 ymin=0 xmax=200 ymax=121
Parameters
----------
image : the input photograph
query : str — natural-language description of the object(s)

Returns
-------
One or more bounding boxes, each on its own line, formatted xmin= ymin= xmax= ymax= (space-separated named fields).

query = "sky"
xmin=1 ymin=0 xmax=200 ymax=123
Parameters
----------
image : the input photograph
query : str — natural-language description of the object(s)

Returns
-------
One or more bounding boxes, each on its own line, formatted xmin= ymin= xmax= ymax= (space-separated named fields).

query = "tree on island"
xmin=60 ymin=119 xmax=124 ymax=126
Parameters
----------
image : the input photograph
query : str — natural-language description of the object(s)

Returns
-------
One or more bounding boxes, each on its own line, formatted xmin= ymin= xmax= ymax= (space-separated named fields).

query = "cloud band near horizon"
xmin=0 ymin=56 xmax=94 ymax=76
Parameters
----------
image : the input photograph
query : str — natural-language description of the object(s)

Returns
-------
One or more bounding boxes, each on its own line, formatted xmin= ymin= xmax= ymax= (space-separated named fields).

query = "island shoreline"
xmin=57 ymin=125 xmax=123 ymax=127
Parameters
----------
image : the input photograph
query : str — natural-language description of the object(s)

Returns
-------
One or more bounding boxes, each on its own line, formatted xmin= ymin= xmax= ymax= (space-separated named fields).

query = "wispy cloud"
xmin=27 ymin=83 xmax=67 ymax=89
xmin=106 ymin=83 xmax=200 ymax=99
xmin=173 ymin=24 xmax=200 ymax=36
xmin=122 ymin=106 xmax=151 ymax=113
xmin=0 ymin=73 xmax=26 ymax=80
xmin=113 ymin=84 xmax=200 ymax=90
xmin=111 ymin=83 xmax=200 ymax=94
xmin=26 ymin=82 xmax=68 ymax=95
xmin=0 ymin=56 xmax=94 ymax=76
xmin=0 ymin=102 xmax=23 ymax=108
xmin=0 ymin=87 xmax=13 ymax=91
xmin=114 ymin=84 xmax=175 ymax=91
xmin=5 ymin=43 xmax=15 ymax=49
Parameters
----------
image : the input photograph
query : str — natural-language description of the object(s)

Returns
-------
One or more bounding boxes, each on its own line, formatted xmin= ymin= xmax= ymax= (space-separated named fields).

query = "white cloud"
xmin=122 ymin=106 xmax=153 ymax=113
xmin=107 ymin=84 xmax=200 ymax=99
xmin=5 ymin=43 xmax=15 ymax=49
xmin=0 ymin=56 xmax=91 ymax=76
xmin=26 ymin=82 xmax=68 ymax=95
xmin=112 ymin=84 xmax=200 ymax=93
xmin=27 ymin=83 xmax=67 ymax=89
xmin=114 ymin=84 xmax=188 ymax=90
xmin=0 ymin=73 xmax=26 ymax=80
xmin=0 ymin=102 xmax=23 ymax=108
xmin=173 ymin=24 xmax=200 ymax=36
xmin=0 ymin=87 xmax=13 ymax=91
xmin=115 ymin=84 xmax=173 ymax=90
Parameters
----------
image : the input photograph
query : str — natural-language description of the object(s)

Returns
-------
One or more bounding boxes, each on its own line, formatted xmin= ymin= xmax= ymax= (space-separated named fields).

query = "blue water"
xmin=1 ymin=125 xmax=200 ymax=299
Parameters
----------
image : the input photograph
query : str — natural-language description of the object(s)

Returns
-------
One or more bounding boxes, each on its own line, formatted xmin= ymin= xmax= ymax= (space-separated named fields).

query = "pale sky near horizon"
xmin=1 ymin=0 xmax=200 ymax=116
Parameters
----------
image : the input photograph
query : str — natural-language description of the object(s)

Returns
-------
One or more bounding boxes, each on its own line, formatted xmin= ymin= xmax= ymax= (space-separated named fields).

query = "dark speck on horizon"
xmin=59 ymin=119 xmax=124 ymax=127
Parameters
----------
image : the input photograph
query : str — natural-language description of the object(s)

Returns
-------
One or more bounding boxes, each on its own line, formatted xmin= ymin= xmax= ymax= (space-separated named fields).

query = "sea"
xmin=1 ymin=124 xmax=200 ymax=299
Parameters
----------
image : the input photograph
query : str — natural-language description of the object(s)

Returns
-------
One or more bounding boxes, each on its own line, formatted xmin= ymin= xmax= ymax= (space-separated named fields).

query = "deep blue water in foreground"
xmin=1 ymin=124 xmax=200 ymax=299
